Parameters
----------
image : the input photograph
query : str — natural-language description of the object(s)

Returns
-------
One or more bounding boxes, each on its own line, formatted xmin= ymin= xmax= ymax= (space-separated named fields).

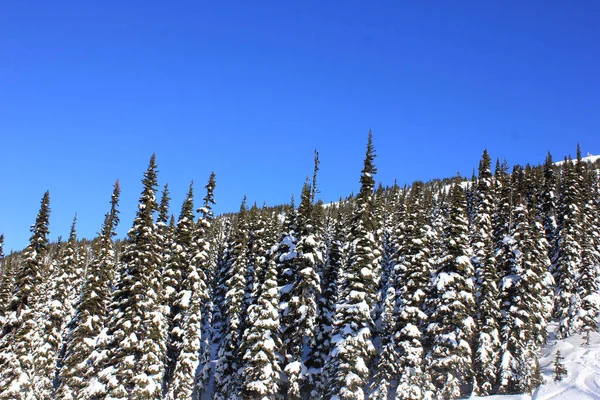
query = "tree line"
xmin=0 ymin=133 xmax=599 ymax=399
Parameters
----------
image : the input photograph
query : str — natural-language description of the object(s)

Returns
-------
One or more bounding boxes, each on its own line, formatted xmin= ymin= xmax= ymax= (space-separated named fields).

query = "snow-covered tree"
xmin=241 ymin=254 xmax=283 ymax=399
xmin=282 ymin=180 xmax=322 ymax=399
xmin=425 ymin=184 xmax=476 ymax=400
xmin=325 ymin=131 xmax=379 ymax=400
xmin=553 ymin=157 xmax=583 ymax=339
xmin=577 ymin=167 xmax=600 ymax=335
xmin=0 ymin=191 xmax=50 ymax=399
xmin=498 ymin=200 xmax=544 ymax=394
xmin=214 ymin=198 xmax=249 ymax=400
xmin=33 ymin=216 xmax=84 ymax=398
xmin=97 ymin=154 xmax=167 ymax=399
xmin=163 ymin=182 xmax=197 ymax=393
xmin=168 ymin=172 xmax=214 ymax=399
xmin=471 ymin=150 xmax=502 ymax=396
xmin=57 ymin=182 xmax=120 ymax=399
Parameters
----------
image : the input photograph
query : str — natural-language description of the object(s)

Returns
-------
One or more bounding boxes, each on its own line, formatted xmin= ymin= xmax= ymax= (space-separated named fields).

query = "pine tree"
xmin=577 ymin=167 xmax=600 ymax=335
xmin=163 ymin=182 xmax=197 ymax=394
xmin=325 ymin=131 xmax=379 ymax=400
xmin=214 ymin=198 xmax=249 ymax=400
xmin=98 ymin=154 xmax=166 ymax=399
xmin=553 ymin=157 xmax=583 ymax=339
xmin=373 ymin=182 xmax=434 ymax=400
xmin=308 ymin=204 xmax=344 ymax=399
xmin=498 ymin=199 xmax=544 ymax=394
xmin=425 ymin=184 xmax=476 ymax=400
xmin=0 ymin=191 xmax=50 ymax=398
xmin=168 ymin=173 xmax=215 ymax=399
xmin=57 ymin=181 xmax=121 ymax=399
xmin=241 ymin=255 xmax=283 ymax=399
xmin=553 ymin=350 xmax=567 ymax=382
xmin=471 ymin=150 xmax=502 ymax=396
xmin=283 ymin=180 xmax=322 ymax=399
xmin=33 ymin=216 xmax=83 ymax=398
xmin=196 ymin=172 xmax=217 ymax=396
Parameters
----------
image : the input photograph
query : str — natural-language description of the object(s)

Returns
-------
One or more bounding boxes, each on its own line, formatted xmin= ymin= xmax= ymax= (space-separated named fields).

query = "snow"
xmin=466 ymin=322 xmax=600 ymax=400
xmin=554 ymin=154 xmax=600 ymax=166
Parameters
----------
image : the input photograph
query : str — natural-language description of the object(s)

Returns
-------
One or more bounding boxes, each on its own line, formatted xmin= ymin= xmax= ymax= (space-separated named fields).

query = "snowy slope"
xmin=468 ymin=322 xmax=600 ymax=400
xmin=554 ymin=154 xmax=600 ymax=166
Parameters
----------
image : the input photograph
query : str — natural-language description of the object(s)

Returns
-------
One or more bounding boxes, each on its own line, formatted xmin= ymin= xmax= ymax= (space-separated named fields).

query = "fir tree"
xmin=98 ymin=154 xmax=167 ymax=399
xmin=214 ymin=198 xmax=249 ymax=400
xmin=553 ymin=350 xmax=567 ymax=382
xmin=471 ymin=150 xmax=502 ymax=396
xmin=0 ymin=191 xmax=50 ymax=398
xmin=498 ymin=200 xmax=544 ymax=394
xmin=163 ymin=182 xmax=197 ymax=394
xmin=553 ymin=157 xmax=583 ymax=339
xmin=373 ymin=182 xmax=435 ymax=400
xmin=577 ymin=167 xmax=600 ymax=335
xmin=308 ymin=203 xmax=344 ymax=399
xmin=283 ymin=180 xmax=322 ymax=399
xmin=33 ymin=216 xmax=83 ymax=398
xmin=325 ymin=131 xmax=379 ymax=400
xmin=57 ymin=181 xmax=121 ymax=399
xmin=425 ymin=184 xmax=476 ymax=400
xmin=241 ymin=256 xmax=283 ymax=399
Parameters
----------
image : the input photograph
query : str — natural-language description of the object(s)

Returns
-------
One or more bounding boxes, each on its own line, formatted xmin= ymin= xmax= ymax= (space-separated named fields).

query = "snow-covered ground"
xmin=554 ymin=154 xmax=600 ymax=166
xmin=468 ymin=322 xmax=600 ymax=400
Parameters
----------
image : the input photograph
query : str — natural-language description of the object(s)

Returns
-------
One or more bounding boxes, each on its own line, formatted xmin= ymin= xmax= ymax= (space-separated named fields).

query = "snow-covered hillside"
xmin=468 ymin=322 xmax=600 ymax=400
xmin=554 ymin=154 xmax=600 ymax=166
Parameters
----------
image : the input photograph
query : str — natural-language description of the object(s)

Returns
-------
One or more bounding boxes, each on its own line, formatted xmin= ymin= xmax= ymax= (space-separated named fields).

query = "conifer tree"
xmin=214 ymin=198 xmax=249 ymax=400
xmin=195 ymin=172 xmax=217 ymax=395
xmin=541 ymin=155 xmax=558 ymax=231
xmin=425 ymin=184 xmax=476 ymax=400
xmin=98 ymin=154 xmax=166 ymax=399
xmin=373 ymin=182 xmax=434 ymax=400
xmin=553 ymin=350 xmax=567 ymax=382
xmin=283 ymin=180 xmax=322 ymax=399
xmin=325 ymin=131 xmax=379 ymax=400
xmin=308 ymin=204 xmax=344 ymax=399
xmin=553 ymin=157 xmax=583 ymax=338
xmin=57 ymin=181 xmax=121 ymax=399
xmin=471 ymin=150 xmax=502 ymax=396
xmin=577 ymin=167 xmax=600 ymax=335
xmin=241 ymin=255 xmax=283 ymax=399
xmin=33 ymin=216 xmax=83 ymax=398
xmin=0 ymin=191 xmax=50 ymax=398
xmin=163 ymin=182 xmax=197 ymax=394
xmin=498 ymin=199 xmax=544 ymax=394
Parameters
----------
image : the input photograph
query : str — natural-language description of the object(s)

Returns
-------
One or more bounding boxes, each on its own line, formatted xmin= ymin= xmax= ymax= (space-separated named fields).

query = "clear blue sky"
xmin=1 ymin=1 xmax=599 ymax=252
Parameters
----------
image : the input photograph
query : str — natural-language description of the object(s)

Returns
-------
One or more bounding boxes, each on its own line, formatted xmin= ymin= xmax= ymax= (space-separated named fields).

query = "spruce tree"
xmin=98 ymin=154 xmax=167 ymax=399
xmin=425 ymin=184 xmax=476 ymax=399
xmin=57 ymin=181 xmax=121 ymax=399
xmin=471 ymin=150 xmax=502 ymax=396
xmin=283 ymin=180 xmax=322 ymax=399
xmin=308 ymin=204 xmax=344 ymax=399
xmin=213 ymin=198 xmax=249 ymax=400
xmin=0 ymin=191 xmax=50 ymax=398
xmin=553 ymin=350 xmax=567 ymax=382
xmin=163 ymin=182 xmax=197 ymax=394
xmin=373 ymin=182 xmax=434 ymax=400
xmin=241 ymin=255 xmax=283 ymax=399
xmin=577 ymin=167 xmax=600 ymax=335
xmin=169 ymin=173 xmax=214 ymax=399
xmin=498 ymin=200 xmax=544 ymax=394
xmin=325 ymin=131 xmax=379 ymax=400
xmin=553 ymin=157 xmax=583 ymax=339
xmin=33 ymin=216 xmax=83 ymax=398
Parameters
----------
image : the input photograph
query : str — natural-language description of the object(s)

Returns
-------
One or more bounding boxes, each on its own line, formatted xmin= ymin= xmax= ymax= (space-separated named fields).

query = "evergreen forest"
xmin=1 ymin=132 xmax=599 ymax=400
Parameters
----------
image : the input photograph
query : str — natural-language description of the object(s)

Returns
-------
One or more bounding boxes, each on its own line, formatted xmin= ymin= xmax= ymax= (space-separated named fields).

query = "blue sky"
xmin=1 ymin=1 xmax=599 ymax=252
